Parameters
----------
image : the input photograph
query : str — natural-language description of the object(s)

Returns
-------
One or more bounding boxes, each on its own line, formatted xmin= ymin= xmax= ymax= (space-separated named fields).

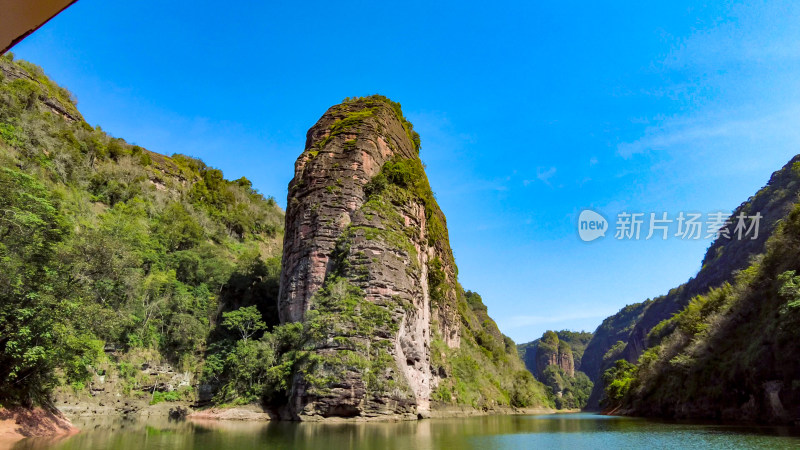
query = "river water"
xmin=13 ymin=412 xmax=800 ymax=449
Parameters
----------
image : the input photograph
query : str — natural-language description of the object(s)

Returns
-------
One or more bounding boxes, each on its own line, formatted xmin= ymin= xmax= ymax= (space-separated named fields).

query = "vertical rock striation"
xmin=278 ymin=96 xmax=461 ymax=419
xmin=534 ymin=333 xmax=575 ymax=378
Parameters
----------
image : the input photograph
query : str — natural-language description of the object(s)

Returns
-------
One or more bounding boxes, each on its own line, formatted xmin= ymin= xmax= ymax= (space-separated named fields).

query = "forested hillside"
xmin=0 ymin=53 xmax=284 ymax=407
xmin=605 ymin=199 xmax=800 ymax=422
xmin=583 ymin=154 xmax=800 ymax=410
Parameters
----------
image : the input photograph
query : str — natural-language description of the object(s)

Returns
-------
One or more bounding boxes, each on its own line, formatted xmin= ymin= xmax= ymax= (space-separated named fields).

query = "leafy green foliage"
xmin=149 ymin=387 xmax=193 ymax=405
xmin=0 ymin=167 xmax=103 ymax=405
xmin=777 ymin=270 xmax=800 ymax=313
xmin=601 ymin=360 xmax=636 ymax=408
xmin=430 ymin=289 xmax=553 ymax=409
xmin=541 ymin=366 xmax=593 ymax=409
xmin=0 ymin=55 xmax=284 ymax=407
xmin=222 ymin=306 xmax=267 ymax=342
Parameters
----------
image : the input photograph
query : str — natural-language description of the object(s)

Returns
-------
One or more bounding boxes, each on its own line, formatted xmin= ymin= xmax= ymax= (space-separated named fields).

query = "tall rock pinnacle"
xmin=278 ymin=96 xmax=461 ymax=418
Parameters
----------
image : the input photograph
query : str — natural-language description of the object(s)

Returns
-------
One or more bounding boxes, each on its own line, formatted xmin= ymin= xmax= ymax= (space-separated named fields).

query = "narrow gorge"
xmin=0 ymin=56 xmax=551 ymax=431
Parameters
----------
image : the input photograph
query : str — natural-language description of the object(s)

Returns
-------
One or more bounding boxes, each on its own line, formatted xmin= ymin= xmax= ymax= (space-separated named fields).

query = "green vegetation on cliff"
xmin=0 ymin=54 xmax=283 ymax=406
xmin=584 ymin=154 xmax=800 ymax=411
xmin=295 ymin=98 xmax=551 ymax=410
xmin=365 ymin=143 xmax=550 ymax=409
xmin=431 ymin=290 xmax=551 ymax=409
xmin=592 ymin=155 xmax=800 ymax=422
xmin=517 ymin=330 xmax=594 ymax=409
xmin=604 ymin=201 xmax=800 ymax=421
xmin=342 ymin=95 xmax=421 ymax=152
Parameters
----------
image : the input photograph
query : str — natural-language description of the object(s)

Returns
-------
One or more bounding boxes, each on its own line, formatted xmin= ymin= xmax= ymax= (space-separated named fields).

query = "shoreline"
xmin=3 ymin=401 xmax=572 ymax=444
xmin=0 ymin=407 xmax=79 ymax=445
xmin=601 ymin=407 xmax=800 ymax=427
xmin=186 ymin=403 xmax=562 ymax=423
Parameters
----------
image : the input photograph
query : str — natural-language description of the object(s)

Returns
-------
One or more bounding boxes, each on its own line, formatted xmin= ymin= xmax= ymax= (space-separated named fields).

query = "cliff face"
xmin=519 ymin=330 xmax=592 ymax=379
xmin=582 ymin=155 xmax=800 ymax=409
xmin=278 ymin=97 xmax=552 ymax=419
xmin=517 ymin=331 xmax=593 ymax=409
xmin=278 ymin=97 xmax=461 ymax=418
xmin=533 ymin=339 xmax=574 ymax=378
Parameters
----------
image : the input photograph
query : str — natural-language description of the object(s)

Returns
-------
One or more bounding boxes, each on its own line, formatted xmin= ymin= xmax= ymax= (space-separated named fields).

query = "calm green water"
xmin=14 ymin=413 xmax=800 ymax=449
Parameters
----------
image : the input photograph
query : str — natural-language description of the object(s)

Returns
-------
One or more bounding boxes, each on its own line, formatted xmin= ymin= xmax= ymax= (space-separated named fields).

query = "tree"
xmin=0 ymin=168 xmax=101 ymax=405
xmin=602 ymin=359 xmax=636 ymax=408
xmin=221 ymin=306 xmax=266 ymax=342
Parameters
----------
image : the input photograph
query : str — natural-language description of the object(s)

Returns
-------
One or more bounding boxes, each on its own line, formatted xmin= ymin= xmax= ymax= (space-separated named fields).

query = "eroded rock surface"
xmin=278 ymin=97 xmax=461 ymax=419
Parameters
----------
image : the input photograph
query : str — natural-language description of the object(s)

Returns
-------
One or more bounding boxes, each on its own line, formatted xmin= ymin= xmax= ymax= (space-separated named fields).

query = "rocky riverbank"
xmin=0 ymin=407 xmax=78 ymax=444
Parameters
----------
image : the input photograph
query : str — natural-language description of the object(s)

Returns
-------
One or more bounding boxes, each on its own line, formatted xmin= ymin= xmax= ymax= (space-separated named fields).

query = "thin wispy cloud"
xmin=499 ymin=310 xmax=612 ymax=330
xmin=523 ymin=166 xmax=557 ymax=187
xmin=617 ymin=106 xmax=800 ymax=159
xmin=661 ymin=2 xmax=800 ymax=70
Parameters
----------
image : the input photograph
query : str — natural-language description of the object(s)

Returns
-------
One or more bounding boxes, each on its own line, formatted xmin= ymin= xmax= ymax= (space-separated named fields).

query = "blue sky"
xmin=12 ymin=1 xmax=800 ymax=344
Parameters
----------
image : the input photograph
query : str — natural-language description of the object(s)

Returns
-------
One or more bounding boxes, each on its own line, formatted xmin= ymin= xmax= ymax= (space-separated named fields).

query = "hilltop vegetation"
xmin=580 ymin=301 xmax=651 ymax=408
xmin=603 ymin=201 xmax=800 ymax=421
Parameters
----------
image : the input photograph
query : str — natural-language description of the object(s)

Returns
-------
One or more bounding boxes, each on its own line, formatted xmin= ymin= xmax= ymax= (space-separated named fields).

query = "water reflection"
xmin=13 ymin=413 xmax=800 ymax=450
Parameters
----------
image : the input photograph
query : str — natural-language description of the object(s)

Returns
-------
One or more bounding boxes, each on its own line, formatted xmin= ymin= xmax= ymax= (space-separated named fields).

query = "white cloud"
xmin=535 ymin=166 xmax=557 ymax=185
xmin=617 ymin=105 xmax=800 ymax=159
xmin=661 ymin=2 xmax=800 ymax=71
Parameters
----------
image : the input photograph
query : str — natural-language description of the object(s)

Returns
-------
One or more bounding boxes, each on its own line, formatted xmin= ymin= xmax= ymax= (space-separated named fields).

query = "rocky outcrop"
xmin=0 ymin=56 xmax=83 ymax=122
xmin=278 ymin=96 xmax=462 ymax=419
xmin=518 ymin=330 xmax=592 ymax=376
xmin=536 ymin=343 xmax=573 ymax=378
xmin=53 ymin=355 xmax=197 ymax=419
